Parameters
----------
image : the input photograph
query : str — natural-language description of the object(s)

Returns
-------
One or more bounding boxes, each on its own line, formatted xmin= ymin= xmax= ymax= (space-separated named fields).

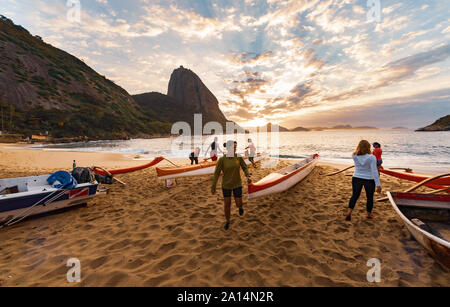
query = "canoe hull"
xmin=248 ymin=155 xmax=319 ymax=199
xmin=388 ymin=192 xmax=450 ymax=269
xmin=157 ymin=153 xmax=267 ymax=180
xmin=94 ymin=157 xmax=164 ymax=176
xmin=381 ymin=169 xmax=450 ymax=190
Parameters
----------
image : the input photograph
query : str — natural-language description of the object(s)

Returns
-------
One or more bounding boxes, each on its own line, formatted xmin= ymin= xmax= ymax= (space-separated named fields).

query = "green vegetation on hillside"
xmin=0 ymin=15 xmax=172 ymax=139
xmin=0 ymin=100 xmax=171 ymax=139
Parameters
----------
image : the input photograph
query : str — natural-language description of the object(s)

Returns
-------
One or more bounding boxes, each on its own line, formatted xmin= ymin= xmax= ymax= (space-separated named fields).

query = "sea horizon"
xmin=27 ymin=129 xmax=450 ymax=174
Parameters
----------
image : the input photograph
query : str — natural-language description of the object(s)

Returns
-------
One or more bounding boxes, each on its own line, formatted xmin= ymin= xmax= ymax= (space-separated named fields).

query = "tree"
xmin=9 ymin=104 xmax=15 ymax=132
xmin=0 ymin=99 xmax=5 ymax=132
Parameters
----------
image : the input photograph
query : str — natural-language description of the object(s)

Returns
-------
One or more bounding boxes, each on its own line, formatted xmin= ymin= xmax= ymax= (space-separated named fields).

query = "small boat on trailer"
xmin=248 ymin=154 xmax=319 ymax=199
xmin=380 ymin=168 xmax=450 ymax=190
xmin=156 ymin=153 xmax=268 ymax=180
xmin=0 ymin=174 xmax=98 ymax=226
xmin=387 ymin=192 xmax=450 ymax=269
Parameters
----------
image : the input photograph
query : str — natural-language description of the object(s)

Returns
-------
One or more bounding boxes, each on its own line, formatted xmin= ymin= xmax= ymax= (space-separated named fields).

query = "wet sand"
xmin=0 ymin=144 xmax=449 ymax=286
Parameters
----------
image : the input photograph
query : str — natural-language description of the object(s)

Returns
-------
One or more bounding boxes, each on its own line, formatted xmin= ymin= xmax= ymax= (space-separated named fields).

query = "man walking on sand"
xmin=212 ymin=141 xmax=251 ymax=231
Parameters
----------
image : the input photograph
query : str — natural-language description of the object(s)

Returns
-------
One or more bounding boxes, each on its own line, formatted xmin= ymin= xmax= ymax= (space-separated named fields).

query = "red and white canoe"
xmin=93 ymin=156 xmax=164 ymax=176
xmin=380 ymin=168 xmax=450 ymax=190
xmin=248 ymin=154 xmax=319 ymax=199
xmin=387 ymin=192 xmax=450 ymax=269
xmin=156 ymin=153 xmax=268 ymax=180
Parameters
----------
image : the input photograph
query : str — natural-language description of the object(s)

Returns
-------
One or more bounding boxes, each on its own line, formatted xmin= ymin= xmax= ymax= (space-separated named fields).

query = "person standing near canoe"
xmin=212 ymin=140 xmax=251 ymax=231
xmin=345 ymin=140 xmax=382 ymax=221
xmin=246 ymin=138 xmax=257 ymax=168
xmin=189 ymin=147 xmax=200 ymax=165
xmin=205 ymin=137 xmax=222 ymax=162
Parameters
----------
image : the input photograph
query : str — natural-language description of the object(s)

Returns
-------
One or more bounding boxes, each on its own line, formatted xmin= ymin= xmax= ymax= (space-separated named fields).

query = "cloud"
xmin=325 ymin=44 xmax=450 ymax=103
xmin=8 ymin=0 xmax=449 ymax=128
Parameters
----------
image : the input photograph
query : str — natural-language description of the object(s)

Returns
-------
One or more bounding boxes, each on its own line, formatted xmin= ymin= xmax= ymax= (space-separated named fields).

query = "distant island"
xmin=416 ymin=115 xmax=450 ymax=131
xmin=330 ymin=125 xmax=378 ymax=130
xmin=254 ymin=124 xmax=378 ymax=132
xmin=291 ymin=127 xmax=310 ymax=132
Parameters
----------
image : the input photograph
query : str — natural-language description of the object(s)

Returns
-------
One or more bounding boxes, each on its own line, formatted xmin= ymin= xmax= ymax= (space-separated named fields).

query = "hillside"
xmin=0 ymin=15 xmax=170 ymax=139
xmin=417 ymin=115 xmax=450 ymax=131
xmin=132 ymin=92 xmax=195 ymax=125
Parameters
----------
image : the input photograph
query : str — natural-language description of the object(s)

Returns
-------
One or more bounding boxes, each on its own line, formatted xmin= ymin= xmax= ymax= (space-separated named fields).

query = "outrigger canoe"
xmin=387 ymin=192 xmax=450 ymax=269
xmin=248 ymin=154 xmax=319 ymax=199
xmin=156 ymin=153 xmax=267 ymax=180
xmin=94 ymin=156 xmax=164 ymax=176
xmin=380 ymin=168 xmax=450 ymax=190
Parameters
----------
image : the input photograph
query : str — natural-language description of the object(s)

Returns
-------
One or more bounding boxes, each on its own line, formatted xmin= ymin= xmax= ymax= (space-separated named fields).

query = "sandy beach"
xmin=0 ymin=144 xmax=449 ymax=287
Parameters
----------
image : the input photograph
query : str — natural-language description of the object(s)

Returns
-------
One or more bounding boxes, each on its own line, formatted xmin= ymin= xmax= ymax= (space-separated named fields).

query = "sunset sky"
xmin=2 ymin=0 xmax=450 ymax=128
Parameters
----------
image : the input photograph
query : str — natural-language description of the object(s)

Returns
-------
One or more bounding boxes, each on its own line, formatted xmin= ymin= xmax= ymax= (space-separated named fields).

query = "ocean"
xmin=37 ymin=129 xmax=450 ymax=173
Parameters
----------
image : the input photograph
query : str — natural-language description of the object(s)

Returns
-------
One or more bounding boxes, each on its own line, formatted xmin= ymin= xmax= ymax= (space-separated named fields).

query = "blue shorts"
xmin=222 ymin=187 xmax=243 ymax=198
xmin=377 ymin=160 xmax=383 ymax=167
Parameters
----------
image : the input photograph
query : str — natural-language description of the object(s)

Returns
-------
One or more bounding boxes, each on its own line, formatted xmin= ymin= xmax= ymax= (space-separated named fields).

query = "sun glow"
xmin=240 ymin=118 xmax=269 ymax=128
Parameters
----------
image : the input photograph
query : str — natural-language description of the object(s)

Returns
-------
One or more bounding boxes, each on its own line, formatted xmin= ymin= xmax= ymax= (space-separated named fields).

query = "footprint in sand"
xmin=156 ymin=254 xmax=183 ymax=271
xmin=88 ymin=256 xmax=110 ymax=269
xmin=105 ymin=271 xmax=128 ymax=286
xmin=144 ymin=273 xmax=171 ymax=286
xmin=156 ymin=242 xmax=178 ymax=256
xmin=126 ymin=258 xmax=145 ymax=270
xmin=107 ymin=239 xmax=131 ymax=251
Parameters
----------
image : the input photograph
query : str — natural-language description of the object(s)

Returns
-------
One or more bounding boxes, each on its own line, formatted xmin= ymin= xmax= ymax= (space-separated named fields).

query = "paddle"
xmin=163 ymin=158 xmax=180 ymax=167
xmin=324 ymin=165 xmax=354 ymax=177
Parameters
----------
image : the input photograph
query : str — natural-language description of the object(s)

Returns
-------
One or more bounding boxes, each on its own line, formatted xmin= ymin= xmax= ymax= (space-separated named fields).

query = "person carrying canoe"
xmin=345 ymin=140 xmax=382 ymax=221
xmin=212 ymin=140 xmax=251 ymax=231
xmin=205 ymin=137 xmax=222 ymax=162
xmin=246 ymin=138 xmax=257 ymax=168
xmin=189 ymin=147 xmax=200 ymax=165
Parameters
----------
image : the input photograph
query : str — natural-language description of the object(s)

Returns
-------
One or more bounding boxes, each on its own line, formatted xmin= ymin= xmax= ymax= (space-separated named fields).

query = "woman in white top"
xmin=345 ymin=140 xmax=382 ymax=221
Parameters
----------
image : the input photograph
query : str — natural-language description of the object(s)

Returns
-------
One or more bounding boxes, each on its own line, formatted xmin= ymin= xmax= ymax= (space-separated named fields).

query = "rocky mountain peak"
xmin=167 ymin=66 xmax=228 ymax=125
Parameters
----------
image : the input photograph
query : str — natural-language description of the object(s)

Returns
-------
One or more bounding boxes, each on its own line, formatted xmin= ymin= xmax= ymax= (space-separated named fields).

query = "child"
xmin=373 ymin=142 xmax=383 ymax=168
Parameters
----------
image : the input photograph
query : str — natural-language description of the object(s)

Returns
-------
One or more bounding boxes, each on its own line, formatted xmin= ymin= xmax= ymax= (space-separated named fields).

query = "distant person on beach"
xmin=189 ymin=147 xmax=200 ymax=165
xmin=373 ymin=142 xmax=383 ymax=169
xmin=345 ymin=140 xmax=382 ymax=221
xmin=205 ymin=137 xmax=222 ymax=162
xmin=212 ymin=140 xmax=251 ymax=231
xmin=246 ymin=138 xmax=257 ymax=168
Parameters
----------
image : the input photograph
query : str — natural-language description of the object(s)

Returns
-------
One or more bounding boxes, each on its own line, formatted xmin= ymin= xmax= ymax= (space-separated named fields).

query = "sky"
xmin=2 ymin=0 xmax=450 ymax=129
